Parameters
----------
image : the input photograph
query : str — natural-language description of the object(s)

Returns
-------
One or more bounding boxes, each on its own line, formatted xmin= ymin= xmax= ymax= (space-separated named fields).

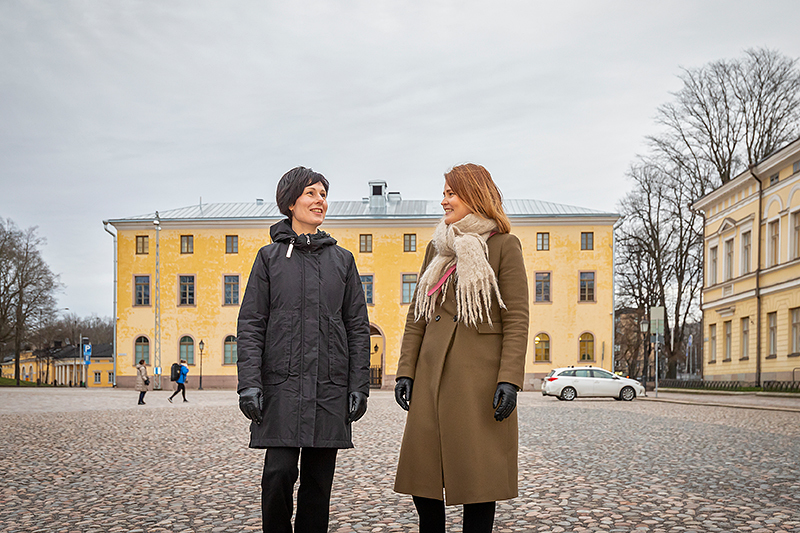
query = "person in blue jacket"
xmin=168 ymin=359 xmax=189 ymax=403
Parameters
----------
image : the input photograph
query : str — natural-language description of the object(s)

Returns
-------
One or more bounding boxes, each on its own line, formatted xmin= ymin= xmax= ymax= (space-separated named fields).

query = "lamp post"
xmin=198 ymin=339 xmax=204 ymax=390
xmin=640 ymin=319 xmax=649 ymax=389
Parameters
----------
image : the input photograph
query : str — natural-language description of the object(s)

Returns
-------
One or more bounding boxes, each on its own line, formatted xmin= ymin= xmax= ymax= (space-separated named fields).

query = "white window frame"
xmin=740 ymin=317 xmax=749 ymax=360
xmin=768 ymin=219 xmax=780 ymax=267
xmin=723 ymin=239 xmax=734 ymax=281
xmin=709 ymin=246 xmax=718 ymax=285
xmin=740 ymin=229 xmax=752 ymax=275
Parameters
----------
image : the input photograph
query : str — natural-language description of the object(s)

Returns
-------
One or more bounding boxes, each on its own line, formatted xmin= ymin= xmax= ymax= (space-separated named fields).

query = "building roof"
xmin=109 ymin=198 xmax=617 ymax=223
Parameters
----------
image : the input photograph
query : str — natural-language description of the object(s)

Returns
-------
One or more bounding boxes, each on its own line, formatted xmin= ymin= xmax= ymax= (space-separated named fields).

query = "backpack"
xmin=170 ymin=362 xmax=181 ymax=382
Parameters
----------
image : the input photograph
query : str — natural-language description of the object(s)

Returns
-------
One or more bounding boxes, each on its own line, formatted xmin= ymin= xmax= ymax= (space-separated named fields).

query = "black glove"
xmin=347 ymin=391 xmax=368 ymax=423
xmin=394 ymin=377 xmax=413 ymax=411
xmin=493 ymin=382 xmax=517 ymax=422
xmin=238 ymin=387 xmax=263 ymax=425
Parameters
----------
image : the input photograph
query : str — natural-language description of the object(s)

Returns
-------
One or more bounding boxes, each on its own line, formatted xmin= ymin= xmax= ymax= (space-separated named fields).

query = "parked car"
xmin=541 ymin=366 xmax=646 ymax=401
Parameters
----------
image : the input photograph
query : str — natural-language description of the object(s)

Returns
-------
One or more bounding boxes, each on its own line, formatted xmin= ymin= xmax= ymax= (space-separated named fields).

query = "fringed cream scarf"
xmin=415 ymin=214 xmax=506 ymax=327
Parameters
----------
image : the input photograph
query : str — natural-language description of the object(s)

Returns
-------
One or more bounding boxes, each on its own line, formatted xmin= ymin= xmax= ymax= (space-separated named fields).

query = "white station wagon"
xmin=541 ymin=366 xmax=646 ymax=401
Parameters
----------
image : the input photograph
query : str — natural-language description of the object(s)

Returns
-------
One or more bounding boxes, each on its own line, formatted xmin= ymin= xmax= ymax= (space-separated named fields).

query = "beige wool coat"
xmin=134 ymin=364 xmax=149 ymax=392
xmin=394 ymin=232 xmax=529 ymax=505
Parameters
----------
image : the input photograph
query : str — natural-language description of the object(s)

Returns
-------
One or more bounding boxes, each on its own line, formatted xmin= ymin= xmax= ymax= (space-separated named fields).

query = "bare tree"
xmin=616 ymin=48 xmax=800 ymax=381
xmin=0 ymin=219 xmax=63 ymax=385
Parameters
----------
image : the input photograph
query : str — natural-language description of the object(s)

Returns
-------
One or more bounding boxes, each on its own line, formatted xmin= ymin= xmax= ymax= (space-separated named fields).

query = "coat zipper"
xmin=286 ymin=237 xmax=295 ymax=258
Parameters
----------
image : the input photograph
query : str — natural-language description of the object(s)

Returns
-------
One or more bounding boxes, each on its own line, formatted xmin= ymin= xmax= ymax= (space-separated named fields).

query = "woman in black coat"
xmin=237 ymin=167 xmax=371 ymax=533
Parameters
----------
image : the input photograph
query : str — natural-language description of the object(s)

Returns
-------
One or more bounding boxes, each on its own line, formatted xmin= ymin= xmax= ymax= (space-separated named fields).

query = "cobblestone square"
xmin=1 ymin=388 xmax=799 ymax=532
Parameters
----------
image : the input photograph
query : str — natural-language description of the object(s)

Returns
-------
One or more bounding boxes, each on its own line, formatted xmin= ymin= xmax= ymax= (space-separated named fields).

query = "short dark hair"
xmin=139 ymin=359 xmax=145 ymax=365
xmin=276 ymin=167 xmax=329 ymax=220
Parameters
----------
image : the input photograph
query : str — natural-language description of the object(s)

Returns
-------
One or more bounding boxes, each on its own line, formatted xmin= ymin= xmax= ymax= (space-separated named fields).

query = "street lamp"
xmin=198 ymin=339 xmax=204 ymax=390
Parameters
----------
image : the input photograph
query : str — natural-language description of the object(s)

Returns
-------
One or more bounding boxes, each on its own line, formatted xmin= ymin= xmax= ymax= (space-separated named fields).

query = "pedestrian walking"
xmin=237 ymin=166 xmax=371 ymax=533
xmin=135 ymin=359 xmax=150 ymax=405
xmin=168 ymin=359 xmax=189 ymax=403
xmin=393 ymin=163 xmax=530 ymax=533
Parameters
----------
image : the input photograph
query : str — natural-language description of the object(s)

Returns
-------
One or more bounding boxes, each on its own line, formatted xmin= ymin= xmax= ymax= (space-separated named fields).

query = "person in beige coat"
xmin=135 ymin=360 xmax=150 ymax=405
xmin=394 ymin=163 xmax=529 ymax=533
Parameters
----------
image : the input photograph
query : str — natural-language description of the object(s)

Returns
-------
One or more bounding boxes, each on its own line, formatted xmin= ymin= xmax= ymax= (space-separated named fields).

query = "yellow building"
xmin=107 ymin=181 xmax=618 ymax=390
xmin=1 ymin=343 xmax=114 ymax=387
xmin=694 ymin=138 xmax=800 ymax=384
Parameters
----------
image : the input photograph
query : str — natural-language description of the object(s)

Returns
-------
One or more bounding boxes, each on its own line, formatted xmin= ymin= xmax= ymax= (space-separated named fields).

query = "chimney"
xmin=368 ymin=180 xmax=387 ymax=209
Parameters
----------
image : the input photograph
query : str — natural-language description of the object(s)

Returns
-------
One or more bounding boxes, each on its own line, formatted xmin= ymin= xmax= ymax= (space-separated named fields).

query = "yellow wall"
xmin=698 ymin=140 xmax=800 ymax=381
xmin=112 ymin=214 xmax=617 ymax=390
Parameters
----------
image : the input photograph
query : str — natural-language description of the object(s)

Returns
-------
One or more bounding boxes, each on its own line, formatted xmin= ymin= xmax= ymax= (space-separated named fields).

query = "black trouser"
xmin=169 ymin=383 xmax=186 ymax=401
xmin=413 ymin=496 xmax=496 ymax=533
xmin=262 ymin=447 xmax=338 ymax=533
xmin=137 ymin=391 xmax=146 ymax=404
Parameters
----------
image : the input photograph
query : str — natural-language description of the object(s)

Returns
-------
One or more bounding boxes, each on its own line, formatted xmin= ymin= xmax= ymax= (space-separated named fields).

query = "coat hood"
xmin=270 ymin=219 xmax=337 ymax=252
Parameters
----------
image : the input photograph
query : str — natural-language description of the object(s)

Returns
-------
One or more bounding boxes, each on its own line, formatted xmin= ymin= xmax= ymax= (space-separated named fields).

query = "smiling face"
xmin=290 ymin=182 xmax=328 ymax=235
xmin=441 ymin=184 xmax=472 ymax=224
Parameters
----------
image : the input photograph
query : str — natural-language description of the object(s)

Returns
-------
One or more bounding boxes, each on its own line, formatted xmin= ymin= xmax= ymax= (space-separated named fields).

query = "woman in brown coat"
xmin=394 ymin=164 xmax=529 ymax=533
xmin=135 ymin=359 xmax=149 ymax=405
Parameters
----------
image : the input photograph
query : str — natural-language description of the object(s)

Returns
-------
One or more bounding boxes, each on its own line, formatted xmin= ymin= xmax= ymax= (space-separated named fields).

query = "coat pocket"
xmin=263 ymin=313 xmax=291 ymax=385
xmin=327 ymin=316 xmax=349 ymax=386
xmin=476 ymin=321 xmax=502 ymax=335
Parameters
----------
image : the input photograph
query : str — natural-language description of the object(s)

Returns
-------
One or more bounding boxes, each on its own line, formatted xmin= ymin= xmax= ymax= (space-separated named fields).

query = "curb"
xmin=640 ymin=396 xmax=800 ymax=413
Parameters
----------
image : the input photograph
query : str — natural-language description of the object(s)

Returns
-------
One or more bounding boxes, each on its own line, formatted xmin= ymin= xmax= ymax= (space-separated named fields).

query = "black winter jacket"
xmin=237 ymin=219 xmax=370 ymax=448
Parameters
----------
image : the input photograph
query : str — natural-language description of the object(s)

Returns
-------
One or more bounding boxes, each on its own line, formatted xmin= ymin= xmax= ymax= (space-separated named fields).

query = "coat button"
xmin=453 ymin=316 xmax=458 ymax=322
xmin=435 ymin=315 xmax=440 ymax=321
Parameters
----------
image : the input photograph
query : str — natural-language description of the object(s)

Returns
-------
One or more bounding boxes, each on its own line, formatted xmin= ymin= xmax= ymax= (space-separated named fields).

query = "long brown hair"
xmin=444 ymin=163 xmax=511 ymax=233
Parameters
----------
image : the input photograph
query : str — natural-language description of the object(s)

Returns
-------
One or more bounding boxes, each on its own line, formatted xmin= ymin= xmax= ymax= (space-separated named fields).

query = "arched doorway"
xmin=369 ymin=324 xmax=385 ymax=388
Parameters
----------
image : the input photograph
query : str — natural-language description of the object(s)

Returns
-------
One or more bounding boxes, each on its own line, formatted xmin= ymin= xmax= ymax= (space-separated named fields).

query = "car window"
xmin=546 ymin=370 xmax=555 ymax=377
xmin=591 ymin=369 xmax=613 ymax=379
xmin=574 ymin=369 xmax=592 ymax=378
xmin=559 ymin=370 xmax=575 ymax=377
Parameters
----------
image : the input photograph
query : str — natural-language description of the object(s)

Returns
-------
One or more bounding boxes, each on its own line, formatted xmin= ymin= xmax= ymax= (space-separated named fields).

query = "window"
xmin=724 ymin=321 xmax=732 ymax=361
xmin=793 ymin=214 xmax=800 ymax=260
xmin=403 ymin=234 xmax=416 ymax=252
xmin=360 ymin=234 xmax=372 ymax=253
xmin=134 ymin=276 xmax=150 ymax=306
xmin=136 ymin=236 xmax=149 ymax=255
xmin=769 ymin=221 xmax=779 ymax=266
xmin=579 ymin=272 xmax=595 ymax=302
xmin=224 ymin=335 xmax=238 ymax=364
xmin=181 ymin=235 xmax=194 ymax=254
xmin=709 ymin=246 xmax=718 ymax=284
xmin=768 ymin=312 xmax=777 ymax=357
xmin=135 ymin=336 xmax=150 ymax=365
xmin=741 ymin=317 xmax=749 ymax=359
xmin=94 ymin=372 xmax=101 ymax=384
xmin=724 ymin=239 xmax=734 ymax=280
xmin=579 ymin=333 xmax=594 ymax=361
xmin=534 ymin=333 xmax=550 ymax=362
xmin=402 ymin=274 xmax=417 ymax=304
xmin=742 ymin=231 xmax=751 ymax=274
xmin=360 ymin=275 xmax=374 ymax=304
xmin=537 ymin=232 xmax=549 ymax=251
xmin=180 ymin=275 xmax=195 ymax=305
xmin=108 ymin=371 xmax=114 ymax=383
xmin=535 ymin=272 xmax=551 ymax=302
xmin=180 ymin=336 xmax=195 ymax=365
xmin=793 ymin=309 xmax=800 ymax=354
xmin=581 ymin=232 xmax=594 ymax=250
xmin=226 ymin=235 xmax=238 ymax=254
xmin=709 ymin=324 xmax=716 ymax=363
xmin=769 ymin=173 xmax=779 ymax=186
xmin=224 ymin=275 xmax=239 ymax=305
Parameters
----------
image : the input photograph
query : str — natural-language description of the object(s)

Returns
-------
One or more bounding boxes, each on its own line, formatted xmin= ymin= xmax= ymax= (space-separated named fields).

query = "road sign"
xmin=154 ymin=366 xmax=162 ymax=375
xmin=688 ymin=334 xmax=693 ymax=347
xmin=83 ymin=343 xmax=92 ymax=365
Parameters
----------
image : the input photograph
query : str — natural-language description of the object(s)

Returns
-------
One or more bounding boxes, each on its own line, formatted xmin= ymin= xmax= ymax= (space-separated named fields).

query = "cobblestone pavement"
xmin=1 ymin=388 xmax=799 ymax=532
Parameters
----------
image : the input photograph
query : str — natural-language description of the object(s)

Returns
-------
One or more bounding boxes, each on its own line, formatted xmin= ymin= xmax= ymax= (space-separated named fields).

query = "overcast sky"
xmin=1 ymin=1 xmax=799 ymax=318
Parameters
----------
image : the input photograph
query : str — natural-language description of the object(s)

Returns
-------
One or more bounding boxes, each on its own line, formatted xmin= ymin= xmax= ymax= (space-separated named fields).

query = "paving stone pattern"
xmin=1 ymin=388 xmax=799 ymax=532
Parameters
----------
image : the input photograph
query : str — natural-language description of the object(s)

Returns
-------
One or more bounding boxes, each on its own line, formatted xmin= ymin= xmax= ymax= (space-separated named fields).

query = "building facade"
xmin=694 ymin=138 xmax=800 ymax=383
xmin=108 ymin=182 xmax=619 ymax=390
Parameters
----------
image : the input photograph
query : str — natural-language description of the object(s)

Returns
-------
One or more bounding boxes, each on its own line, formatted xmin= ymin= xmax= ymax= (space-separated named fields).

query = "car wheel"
xmin=620 ymin=386 xmax=636 ymax=401
xmin=560 ymin=387 xmax=576 ymax=401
